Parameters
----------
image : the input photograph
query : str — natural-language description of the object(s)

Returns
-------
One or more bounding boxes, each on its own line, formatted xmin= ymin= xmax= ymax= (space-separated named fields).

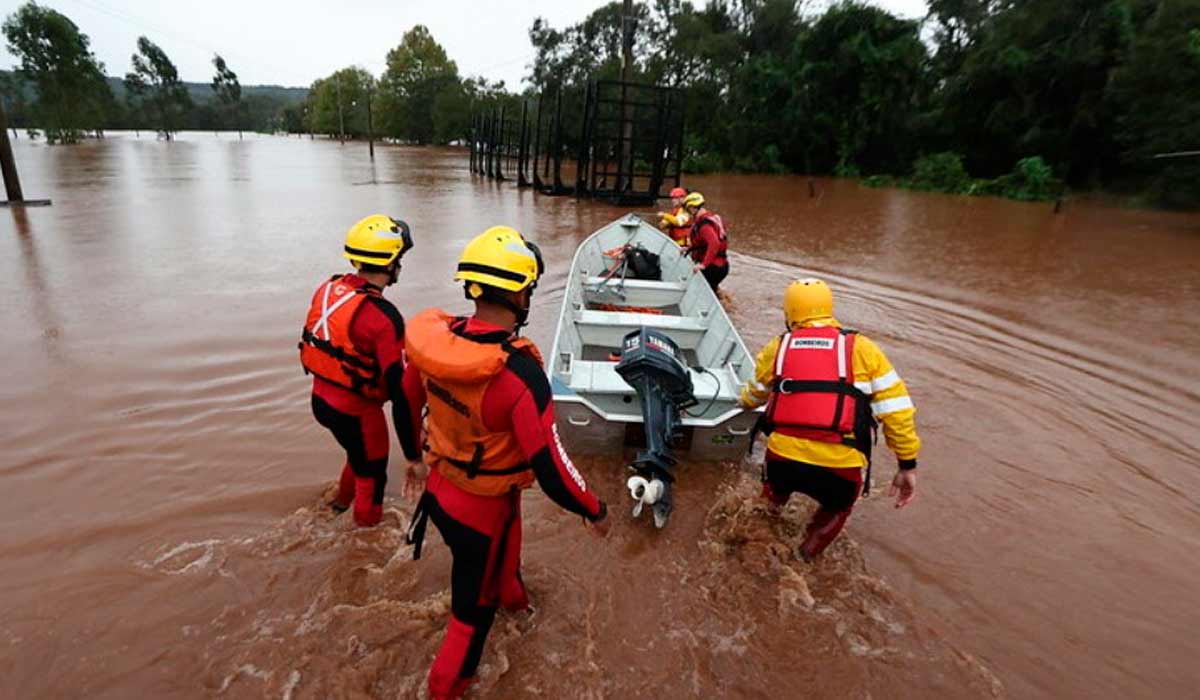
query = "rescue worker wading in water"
xmin=739 ymin=279 xmax=920 ymax=561
xmin=298 ymin=215 xmax=421 ymax=527
xmin=403 ymin=226 xmax=611 ymax=700
xmin=683 ymin=191 xmax=730 ymax=292
xmin=658 ymin=186 xmax=692 ymax=246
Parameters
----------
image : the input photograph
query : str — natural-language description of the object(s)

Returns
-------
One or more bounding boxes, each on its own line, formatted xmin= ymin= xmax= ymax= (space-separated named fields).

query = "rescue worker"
xmin=403 ymin=226 xmax=610 ymax=700
xmin=298 ymin=215 xmax=421 ymax=527
xmin=658 ymin=186 xmax=692 ymax=246
xmin=683 ymin=191 xmax=730 ymax=292
xmin=739 ymin=278 xmax=920 ymax=561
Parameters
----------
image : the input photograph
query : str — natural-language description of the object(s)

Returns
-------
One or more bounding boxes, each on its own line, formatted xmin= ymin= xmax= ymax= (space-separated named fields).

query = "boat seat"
xmin=582 ymin=277 xmax=687 ymax=291
xmin=582 ymin=277 xmax=688 ymax=309
xmin=572 ymin=309 xmax=707 ymax=349
xmin=566 ymin=359 xmax=741 ymax=401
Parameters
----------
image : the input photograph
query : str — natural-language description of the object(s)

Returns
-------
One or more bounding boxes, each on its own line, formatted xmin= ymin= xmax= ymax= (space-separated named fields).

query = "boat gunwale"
xmin=547 ymin=214 xmax=762 ymax=430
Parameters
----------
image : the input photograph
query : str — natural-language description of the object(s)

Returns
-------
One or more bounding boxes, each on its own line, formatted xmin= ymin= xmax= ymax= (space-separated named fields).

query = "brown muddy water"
xmin=1 ymin=132 xmax=1198 ymax=699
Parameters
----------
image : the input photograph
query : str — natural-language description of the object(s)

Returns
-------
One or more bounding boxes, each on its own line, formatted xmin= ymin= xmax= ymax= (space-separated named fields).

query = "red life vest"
xmin=689 ymin=211 xmax=728 ymax=265
xmin=298 ymin=275 xmax=387 ymax=401
xmin=763 ymin=326 xmax=869 ymax=447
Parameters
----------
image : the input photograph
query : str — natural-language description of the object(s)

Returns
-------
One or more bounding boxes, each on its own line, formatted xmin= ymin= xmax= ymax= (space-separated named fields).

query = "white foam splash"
xmin=151 ymin=539 xmax=222 ymax=574
xmin=281 ymin=670 xmax=301 ymax=700
xmin=217 ymin=664 xmax=271 ymax=694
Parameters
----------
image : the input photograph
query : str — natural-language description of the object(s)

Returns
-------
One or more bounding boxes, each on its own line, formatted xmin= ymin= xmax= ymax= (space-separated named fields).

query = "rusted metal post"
xmin=366 ymin=81 xmax=375 ymax=160
xmin=0 ymin=99 xmax=25 ymax=202
xmin=496 ymin=105 xmax=507 ymax=182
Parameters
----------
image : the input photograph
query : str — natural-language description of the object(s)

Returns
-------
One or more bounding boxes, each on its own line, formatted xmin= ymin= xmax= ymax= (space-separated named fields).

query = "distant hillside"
xmin=101 ymin=76 xmax=307 ymax=105
xmin=1 ymin=70 xmax=309 ymax=131
xmin=1 ymin=70 xmax=308 ymax=104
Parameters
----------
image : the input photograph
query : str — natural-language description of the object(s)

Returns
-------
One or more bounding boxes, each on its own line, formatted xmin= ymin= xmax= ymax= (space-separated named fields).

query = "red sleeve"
xmin=352 ymin=298 xmax=420 ymax=460
xmin=482 ymin=355 xmax=604 ymax=520
xmin=698 ymin=224 xmax=720 ymax=267
xmin=403 ymin=364 xmax=426 ymax=453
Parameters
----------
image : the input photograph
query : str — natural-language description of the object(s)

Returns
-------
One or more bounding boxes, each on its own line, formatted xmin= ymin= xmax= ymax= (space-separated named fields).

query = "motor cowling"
xmin=615 ymin=328 xmax=696 ymax=527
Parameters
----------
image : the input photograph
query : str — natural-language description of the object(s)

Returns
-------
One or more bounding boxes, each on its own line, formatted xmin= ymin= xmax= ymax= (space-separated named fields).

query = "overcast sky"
xmin=0 ymin=0 xmax=928 ymax=89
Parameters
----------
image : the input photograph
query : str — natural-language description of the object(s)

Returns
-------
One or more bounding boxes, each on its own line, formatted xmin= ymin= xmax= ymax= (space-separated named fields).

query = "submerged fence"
xmin=469 ymin=80 xmax=685 ymax=206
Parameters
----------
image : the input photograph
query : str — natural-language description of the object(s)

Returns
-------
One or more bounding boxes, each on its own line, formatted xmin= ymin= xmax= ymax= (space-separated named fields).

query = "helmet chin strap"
xmin=470 ymin=285 xmax=533 ymax=333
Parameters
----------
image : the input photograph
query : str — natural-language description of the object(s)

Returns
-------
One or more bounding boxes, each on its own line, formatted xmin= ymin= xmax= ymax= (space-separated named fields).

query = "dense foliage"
xmin=1 ymin=2 xmax=110 ymax=143
xmin=525 ymin=0 xmax=1200 ymax=207
xmin=2 ymin=0 xmax=1198 ymax=206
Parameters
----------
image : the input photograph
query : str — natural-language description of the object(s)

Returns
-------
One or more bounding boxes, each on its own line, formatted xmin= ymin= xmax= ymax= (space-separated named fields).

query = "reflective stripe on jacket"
xmin=740 ymin=319 xmax=920 ymax=467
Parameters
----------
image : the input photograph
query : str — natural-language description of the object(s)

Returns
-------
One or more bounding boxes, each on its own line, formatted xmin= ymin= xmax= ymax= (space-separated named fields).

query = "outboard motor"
xmin=615 ymin=327 xmax=697 ymax=528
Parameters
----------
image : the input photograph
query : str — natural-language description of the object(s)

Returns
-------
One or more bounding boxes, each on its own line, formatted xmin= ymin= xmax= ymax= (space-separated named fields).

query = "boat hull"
xmin=548 ymin=214 xmax=762 ymax=461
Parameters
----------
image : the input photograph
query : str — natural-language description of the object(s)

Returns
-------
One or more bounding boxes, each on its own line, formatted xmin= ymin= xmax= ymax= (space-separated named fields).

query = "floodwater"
xmin=1 ymin=132 xmax=1198 ymax=699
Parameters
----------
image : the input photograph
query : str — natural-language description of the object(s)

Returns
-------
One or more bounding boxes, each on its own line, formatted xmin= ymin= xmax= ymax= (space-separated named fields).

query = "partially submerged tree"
xmin=126 ymin=36 xmax=191 ymax=140
xmin=0 ymin=70 xmax=30 ymax=138
xmin=211 ymin=54 xmax=243 ymax=138
xmin=378 ymin=26 xmax=462 ymax=144
xmin=306 ymin=67 xmax=374 ymax=139
xmin=2 ymin=1 xmax=111 ymax=144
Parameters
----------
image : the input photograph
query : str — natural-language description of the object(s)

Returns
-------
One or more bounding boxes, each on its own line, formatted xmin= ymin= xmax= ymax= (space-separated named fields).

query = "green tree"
xmin=793 ymin=2 xmax=929 ymax=174
xmin=378 ymin=26 xmax=462 ymax=144
xmin=211 ymin=54 xmax=243 ymax=138
xmin=306 ymin=67 xmax=373 ymax=139
xmin=0 ymin=71 xmax=31 ymax=136
xmin=125 ymin=36 xmax=191 ymax=140
xmin=935 ymin=0 xmax=1137 ymax=182
xmin=2 ymin=1 xmax=111 ymax=144
xmin=1108 ymin=0 xmax=1200 ymax=207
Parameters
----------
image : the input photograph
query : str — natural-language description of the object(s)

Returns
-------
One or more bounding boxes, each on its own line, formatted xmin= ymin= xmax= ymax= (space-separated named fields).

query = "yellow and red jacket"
xmin=299 ymin=275 xmax=386 ymax=401
xmin=406 ymin=309 xmax=541 ymax=496
xmin=740 ymin=319 xmax=920 ymax=468
xmin=658 ymin=206 xmax=691 ymax=246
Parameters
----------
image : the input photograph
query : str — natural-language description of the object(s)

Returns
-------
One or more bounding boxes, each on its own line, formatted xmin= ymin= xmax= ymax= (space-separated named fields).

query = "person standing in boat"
xmin=658 ymin=186 xmax=692 ymax=246
xmin=738 ymin=278 xmax=920 ymax=561
xmin=298 ymin=215 xmax=423 ymax=527
xmin=683 ymin=191 xmax=730 ymax=292
xmin=403 ymin=226 xmax=610 ymax=700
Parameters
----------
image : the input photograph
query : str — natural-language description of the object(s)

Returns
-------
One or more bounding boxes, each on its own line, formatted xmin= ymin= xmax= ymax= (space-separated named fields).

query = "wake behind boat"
xmin=548 ymin=214 xmax=761 ymax=526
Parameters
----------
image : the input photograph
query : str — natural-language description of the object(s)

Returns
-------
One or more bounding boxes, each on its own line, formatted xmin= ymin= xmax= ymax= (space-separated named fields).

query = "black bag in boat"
xmin=626 ymin=245 xmax=661 ymax=280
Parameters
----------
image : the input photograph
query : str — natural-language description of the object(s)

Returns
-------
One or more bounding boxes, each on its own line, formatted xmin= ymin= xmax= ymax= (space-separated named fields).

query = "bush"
xmin=761 ymin=144 xmax=789 ymax=175
xmin=732 ymin=154 xmax=759 ymax=172
xmin=862 ymin=174 xmax=896 ymax=188
xmin=991 ymin=156 xmax=1060 ymax=201
xmin=834 ymin=161 xmax=861 ymax=177
xmin=683 ymin=151 xmax=724 ymax=174
xmin=910 ymin=152 xmax=971 ymax=193
xmin=1148 ymin=162 xmax=1200 ymax=209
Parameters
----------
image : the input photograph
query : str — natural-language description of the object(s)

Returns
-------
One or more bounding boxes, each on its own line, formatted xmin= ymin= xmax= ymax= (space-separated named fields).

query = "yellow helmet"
xmin=684 ymin=191 xmax=705 ymax=208
xmin=343 ymin=215 xmax=413 ymax=267
xmin=784 ymin=278 xmax=834 ymax=327
xmin=454 ymin=225 xmax=544 ymax=296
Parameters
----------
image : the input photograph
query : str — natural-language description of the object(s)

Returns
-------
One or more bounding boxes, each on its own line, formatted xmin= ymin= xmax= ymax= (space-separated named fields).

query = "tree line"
xmin=279 ymin=26 xmax=516 ymax=147
xmin=522 ymin=0 xmax=1200 ymax=207
xmin=1 ymin=2 xmax=302 ymax=141
xmin=4 ymin=0 xmax=1198 ymax=206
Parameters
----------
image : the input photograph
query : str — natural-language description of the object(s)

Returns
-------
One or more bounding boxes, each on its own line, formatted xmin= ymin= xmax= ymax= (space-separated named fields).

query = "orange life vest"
xmin=763 ymin=326 xmax=869 ymax=447
xmin=406 ymin=309 xmax=543 ymax=496
xmin=298 ymin=275 xmax=386 ymax=401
